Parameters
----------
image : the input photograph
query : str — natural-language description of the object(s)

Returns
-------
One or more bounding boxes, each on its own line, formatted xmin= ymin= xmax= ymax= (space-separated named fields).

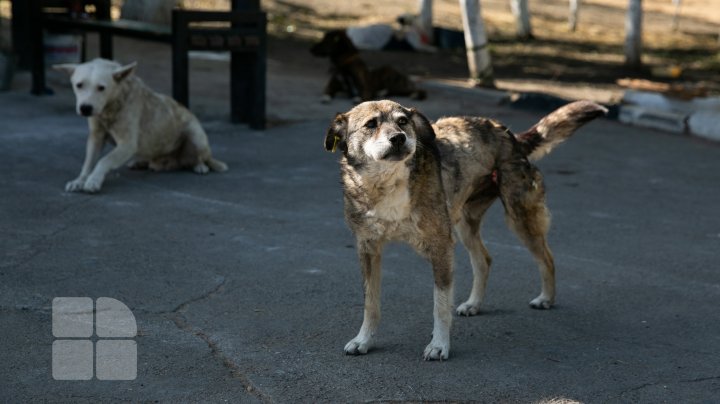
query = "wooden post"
xmin=418 ymin=0 xmax=434 ymax=43
xmin=569 ymin=0 xmax=580 ymax=32
xmin=510 ymin=0 xmax=533 ymax=40
xmin=624 ymin=0 xmax=642 ymax=69
xmin=459 ymin=0 xmax=494 ymax=87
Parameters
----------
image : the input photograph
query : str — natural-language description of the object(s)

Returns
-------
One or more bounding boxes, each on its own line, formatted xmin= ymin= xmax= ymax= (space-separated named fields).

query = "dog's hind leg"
xmin=455 ymin=198 xmax=495 ymax=316
xmin=183 ymin=120 xmax=228 ymax=174
xmin=345 ymin=240 xmax=383 ymax=355
xmin=498 ymin=161 xmax=556 ymax=309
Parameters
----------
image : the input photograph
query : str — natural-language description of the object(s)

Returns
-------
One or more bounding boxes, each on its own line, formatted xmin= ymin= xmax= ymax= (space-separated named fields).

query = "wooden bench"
xmin=29 ymin=0 xmax=267 ymax=129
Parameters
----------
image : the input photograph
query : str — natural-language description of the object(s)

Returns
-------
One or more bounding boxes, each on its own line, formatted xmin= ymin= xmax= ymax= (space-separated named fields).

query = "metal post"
xmin=97 ymin=0 xmax=113 ymax=59
xmin=171 ymin=9 xmax=189 ymax=107
xmin=12 ymin=0 xmax=33 ymax=69
xmin=30 ymin=0 xmax=50 ymax=94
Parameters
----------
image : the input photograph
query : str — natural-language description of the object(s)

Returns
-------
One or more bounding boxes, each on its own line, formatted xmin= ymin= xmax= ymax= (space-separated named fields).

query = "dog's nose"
xmin=79 ymin=104 xmax=93 ymax=116
xmin=389 ymin=133 xmax=406 ymax=147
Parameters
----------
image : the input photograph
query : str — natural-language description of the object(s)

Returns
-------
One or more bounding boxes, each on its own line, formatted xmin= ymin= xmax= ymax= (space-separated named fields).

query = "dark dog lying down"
xmin=310 ymin=30 xmax=426 ymax=103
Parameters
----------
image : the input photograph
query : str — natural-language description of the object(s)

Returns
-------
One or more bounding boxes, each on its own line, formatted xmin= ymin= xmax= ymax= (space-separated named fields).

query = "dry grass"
xmin=243 ymin=0 xmax=719 ymax=89
xmin=2 ymin=0 xmax=717 ymax=95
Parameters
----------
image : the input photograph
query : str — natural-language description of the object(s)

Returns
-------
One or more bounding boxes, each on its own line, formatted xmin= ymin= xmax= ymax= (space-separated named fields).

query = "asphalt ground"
xmin=1 ymin=37 xmax=719 ymax=403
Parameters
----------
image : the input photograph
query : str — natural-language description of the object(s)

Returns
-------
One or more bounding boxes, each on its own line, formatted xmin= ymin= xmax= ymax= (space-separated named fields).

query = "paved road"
xmin=1 ymin=78 xmax=719 ymax=403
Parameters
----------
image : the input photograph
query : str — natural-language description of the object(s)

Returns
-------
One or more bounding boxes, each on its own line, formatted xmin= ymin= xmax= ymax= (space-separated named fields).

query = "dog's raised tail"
xmin=207 ymin=158 xmax=228 ymax=172
xmin=516 ymin=100 xmax=607 ymax=161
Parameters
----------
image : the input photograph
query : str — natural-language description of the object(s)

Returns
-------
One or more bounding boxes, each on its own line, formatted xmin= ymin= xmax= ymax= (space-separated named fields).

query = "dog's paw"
xmin=320 ymin=94 xmax=332 ymax=104
xmin=65 ymin=178 xmax=86 ymax=192
xmin=344 ymin=336 xmax=373 ymax=355
xmin=193 ymin=163 xmax=209 ymax=175
xmin=82 ymin=176 xmax=103 ymax=193
xmin=456 ymin=301 xmax=482 ymax=316
xmin=529 ymin=295 xmax=554 ymax=310
xmin=423 ymin=339 xmax=450 ymax=361
xmin=126 ymin=160 xmax=148 ymax=170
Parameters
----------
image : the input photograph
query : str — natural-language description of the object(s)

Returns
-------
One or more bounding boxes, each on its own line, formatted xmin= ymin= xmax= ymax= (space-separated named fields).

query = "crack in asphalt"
xmin=1 ymin=196 xmax=93 ymax=271
xmin=167 ymin=277 xmax=272 ymax=403
xmin=618 ymin=375 xmax=720 ymax=398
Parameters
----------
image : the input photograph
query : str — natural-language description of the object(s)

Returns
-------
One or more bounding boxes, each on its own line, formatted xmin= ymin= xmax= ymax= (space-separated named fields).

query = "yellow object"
xmin=669 ymin=66 xmax=683 ymax=78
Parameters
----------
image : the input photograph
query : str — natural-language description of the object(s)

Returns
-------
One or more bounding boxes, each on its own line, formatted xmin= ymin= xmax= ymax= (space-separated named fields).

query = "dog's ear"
xmin=407 ymin=107 xmax=436 ymax=144
xmin=112 ymin=62 xmax=138 ymax=82
xmin=324 ymin=113 xmax=347 ymax=152
xmin=52 ymin=64 xmax=78 ymax=76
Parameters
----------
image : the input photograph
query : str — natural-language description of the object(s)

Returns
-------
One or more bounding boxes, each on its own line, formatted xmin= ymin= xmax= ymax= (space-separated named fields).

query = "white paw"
xmin=193 ymin=163 xmax=209 ymax=175
xmin=456 ymin=301 xmax=482 ymax=316
xmin=320 ymin=94 xmax=332 ymax=104
xmin=529 ymin=295 xmax=554 ymax=310
xmin=344 ymin=335 xmax=373 ymax=355
xmin=65 ymin=178 xmax=86 ymax=192
xmin=82 ymin=176 xmax=103 ymax=193
xmin=423 ymin=338 xmax=450 ymax=361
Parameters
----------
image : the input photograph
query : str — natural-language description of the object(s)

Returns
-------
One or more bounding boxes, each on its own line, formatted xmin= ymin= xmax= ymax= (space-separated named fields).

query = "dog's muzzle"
xmin=382 ymin=133 xmax=411 ymax=161
xmin=79 ymin=104 xmax=94 ymax=117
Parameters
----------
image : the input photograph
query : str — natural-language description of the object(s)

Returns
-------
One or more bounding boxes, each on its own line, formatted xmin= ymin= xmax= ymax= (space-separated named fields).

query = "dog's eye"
xmin=397 ymin=117 xmax=408 ymax=126
xmin=97 ymin=85 xmax=106 ymax=92
xmin=365 ymin=119 xmax=377 ymax=129
xmin=75 ymin=83 xmax=83 ymax=89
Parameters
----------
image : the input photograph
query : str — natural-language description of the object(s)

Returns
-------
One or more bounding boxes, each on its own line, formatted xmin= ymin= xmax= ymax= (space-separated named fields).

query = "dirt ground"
xmin=1 ymin=0 xmax=719 ymax=103
xmin=182 ymin=0 xmax=720 ymax=102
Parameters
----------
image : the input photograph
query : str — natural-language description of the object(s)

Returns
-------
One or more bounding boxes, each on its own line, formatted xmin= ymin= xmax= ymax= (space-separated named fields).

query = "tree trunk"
xmin=624 ymin=0 xmax=642 ymax=69
xmin=510 ymin=0 xmax=533 ymax=40
xmin=121 ymin=0 xmax=180 ymax=25
xmin=418 ymin=0 xmax=434 ymax=43
xmin=569 ymin=0 xmax=580 ymax=32
xmin=459 ymin=0 xmax=494 ymax=87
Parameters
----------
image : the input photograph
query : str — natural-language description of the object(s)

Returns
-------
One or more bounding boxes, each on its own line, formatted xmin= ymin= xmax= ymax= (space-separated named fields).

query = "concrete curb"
xmin=619 ymin=90 xmax=720 ymax=142
xmin=422 ymin=80 xmax=719 ymax=143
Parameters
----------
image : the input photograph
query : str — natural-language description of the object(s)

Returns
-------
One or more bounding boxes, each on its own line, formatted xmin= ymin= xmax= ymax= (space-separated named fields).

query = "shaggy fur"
xmin=325 ymin=100 xmax=606 ymax=360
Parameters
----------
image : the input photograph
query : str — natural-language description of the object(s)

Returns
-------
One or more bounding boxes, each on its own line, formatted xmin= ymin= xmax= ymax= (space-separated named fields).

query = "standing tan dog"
xmin=325 ymin=100 xmax=606 ymax=360
xmin=55 ymin=58 xmax=227 ymax=193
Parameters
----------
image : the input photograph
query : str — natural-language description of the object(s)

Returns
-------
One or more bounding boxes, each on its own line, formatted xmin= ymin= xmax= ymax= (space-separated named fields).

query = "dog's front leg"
xmin=345 ymin=239 xmax=383 ymax=355
xmin=423 ymin=247 xmax=454 ymax=361
xmin=322 ymin=75 xmax=344 ymax=103
xmin=82 ymin=142 xmax=136 ymax=193
xmin=66 ymin=127 xmax=105 ymax=192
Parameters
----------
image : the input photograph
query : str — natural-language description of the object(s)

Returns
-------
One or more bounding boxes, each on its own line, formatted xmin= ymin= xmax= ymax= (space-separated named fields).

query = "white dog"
xmin=54 ymin=58 xmax=227 ymax=193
